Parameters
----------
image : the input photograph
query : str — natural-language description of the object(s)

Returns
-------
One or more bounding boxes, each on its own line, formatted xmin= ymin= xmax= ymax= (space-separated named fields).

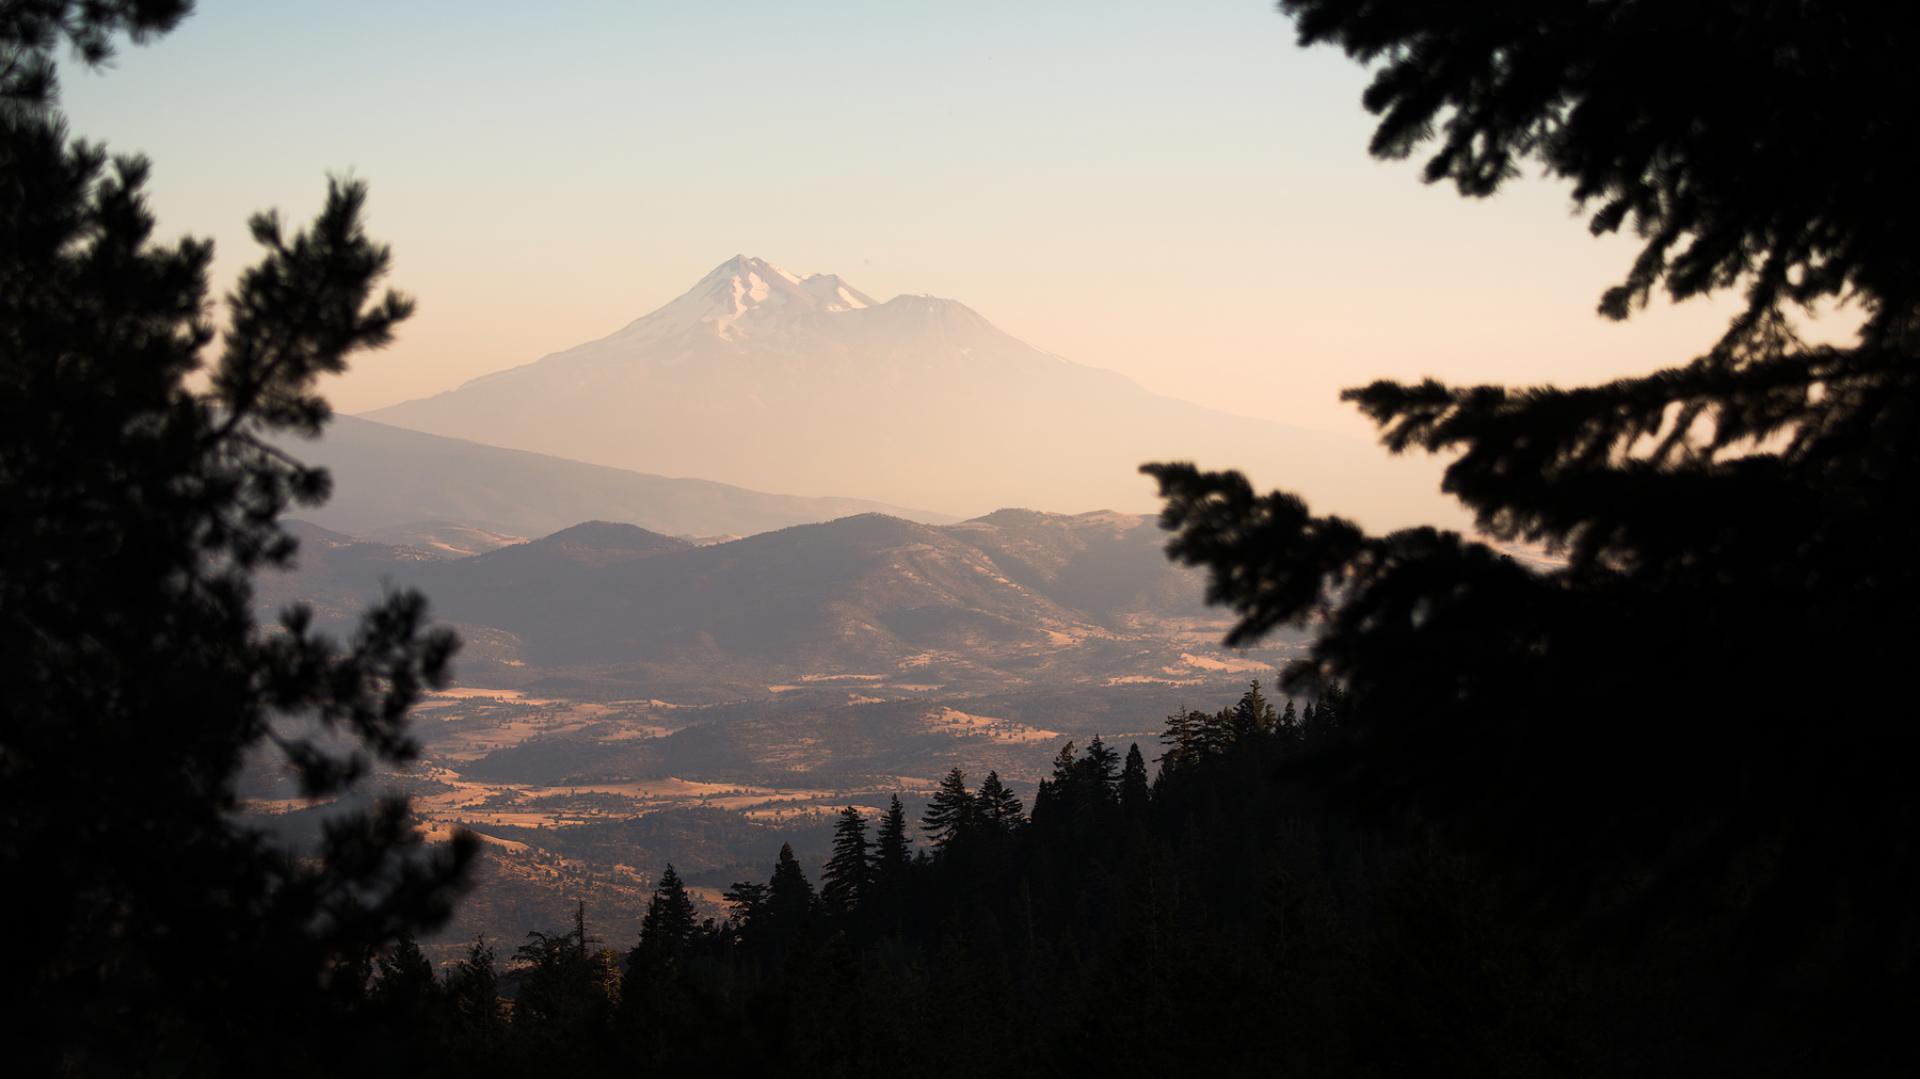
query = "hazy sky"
xmin=62 ymin=0 xmax=1772 ymax=437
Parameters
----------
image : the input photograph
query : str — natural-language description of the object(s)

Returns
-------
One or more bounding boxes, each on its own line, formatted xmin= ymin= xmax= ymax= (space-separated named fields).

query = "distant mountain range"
xmin=279 ymin=413 xmax=952 ymax=540
xmin=364 ymin=255 xmax=1460 ymax=531
xmin=264 ymin=510 xmax=1294 ymax=701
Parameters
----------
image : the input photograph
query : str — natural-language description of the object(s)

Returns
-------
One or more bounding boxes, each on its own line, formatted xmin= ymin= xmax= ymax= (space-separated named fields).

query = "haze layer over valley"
xmin=285 ymin=413 xmax=953 ymax=541
xmin=367 ymin=256 xmax=1458 ymax=531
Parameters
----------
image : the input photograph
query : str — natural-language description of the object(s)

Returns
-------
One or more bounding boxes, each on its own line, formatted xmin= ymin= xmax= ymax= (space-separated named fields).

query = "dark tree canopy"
xmin=292 ymin=678 xmax=1913 ymax=1077
xmin=975 ymin=771 xmax=1024 ymax=833
xmin=0 ymin=0 xmax=193 ymax=109
xmin=1145 ymin=0 xmax=1920 ymax=1012
xmin=2 ymin=7 xmax=472 ymax=1070
xmin=921 ymin=767 xmax=974 ymax=848
xmin=766 ymin=842 xmax=818 ymax=935
xmin=821 ymin=806 xmax=872 ymax=915
xmin=636 ymin=864 xmax=698 ymax=960
xmin=1281 ymin=0 xmax=1920 ymax=339
xmin=1118 ymin=744 xmax=1149 ymax=816
xmin=875 ymin=793 xmax=912 ymax=875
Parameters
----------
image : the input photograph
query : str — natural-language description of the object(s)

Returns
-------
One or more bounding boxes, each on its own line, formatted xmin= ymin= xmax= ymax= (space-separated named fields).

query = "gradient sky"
xmin=61 ymin=0 xmax=1783 ymax=438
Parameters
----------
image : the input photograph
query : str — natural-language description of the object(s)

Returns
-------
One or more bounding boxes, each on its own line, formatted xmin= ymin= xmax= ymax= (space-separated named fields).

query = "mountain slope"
xmin=365 ymin=255 xmax=1460 ymax=531
xmin=266 ymin=509 xmax=1281 ymax=695
xmin=281 ymin=413 xmax=954 ymax=538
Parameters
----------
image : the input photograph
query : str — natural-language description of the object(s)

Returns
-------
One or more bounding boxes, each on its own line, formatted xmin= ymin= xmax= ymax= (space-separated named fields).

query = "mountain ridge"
xmin=262 ymin=506 xmax=1274 ymax=699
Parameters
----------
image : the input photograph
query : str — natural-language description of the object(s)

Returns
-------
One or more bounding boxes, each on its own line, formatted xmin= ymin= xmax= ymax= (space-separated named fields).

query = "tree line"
xmin=332 ymin=680 xmax=1829 ymax=1077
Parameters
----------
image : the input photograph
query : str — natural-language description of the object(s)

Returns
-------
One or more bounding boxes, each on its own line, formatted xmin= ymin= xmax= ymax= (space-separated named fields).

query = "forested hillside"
xmin=341 ymin=682 xmax=1841 ymax=1077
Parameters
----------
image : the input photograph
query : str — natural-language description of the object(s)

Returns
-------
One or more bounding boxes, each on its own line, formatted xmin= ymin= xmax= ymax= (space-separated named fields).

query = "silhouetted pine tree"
xmin=1081 ymin=736 xmax=1121 ymax=794
xmin=511 ymin=904 xmax=620 ymax=1070
xmin=445 ymin=936 xmax=505 ymax=1039
xmin=922 ymin=767 xmax=976 ymax=848
xmin=1300 ymin=689 xmax=1341 ymax=747
xmin=976 ymin=771 xmax=1025 ymax=832
xmin=766 ymin=843 xmax=818 ymax=940
xmin=875 ymin=794 xmax=913 ymax=877
xmin=820 ymin=806 xmax=872 ymax=916
xmin=1157 ymin=710 xmax=1198 ymax=777
xmin=1063 ymin=736 xmax=1124 ymax=834
xmin=620 ymin=867 xmax=699 ymax=1071
xmin=635 ymin=864 xmax=697 ymax=962
xmin=371 ymin=937 xmax=438 ymax=1014
xmin=723 ymin=880 xmax=770 ymax=928
xmin=1032 ymin=741 xmax=1078 ymax=822
xmin=1120 ymin=744 xmax=1150 ymax=817
xmin=1230 ymin=680 xmax=1278 ymax=740
xmin=1 ymin=7 xmax=473 ymax=1071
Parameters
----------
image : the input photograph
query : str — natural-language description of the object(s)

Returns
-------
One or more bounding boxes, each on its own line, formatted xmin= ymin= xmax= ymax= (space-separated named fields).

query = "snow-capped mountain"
xmin=365 ymin=255 xmax=1458 ymax=529
xmin=601 ymin=255 xmax=877 ymax=347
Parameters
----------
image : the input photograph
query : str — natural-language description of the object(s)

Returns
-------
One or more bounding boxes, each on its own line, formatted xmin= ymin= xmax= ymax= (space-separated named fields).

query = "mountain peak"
xmin=537 ymin=520 xmax=689 ymax=551
xmin=612 ymin=254 xmax=877 ymax=343
xmin=470 ymin=520 xmax=694 ymax=571
xmin=699 ymin=253 xmax=800 ymax=288
xmin=598 ymin=255 xmax=993 ymax=346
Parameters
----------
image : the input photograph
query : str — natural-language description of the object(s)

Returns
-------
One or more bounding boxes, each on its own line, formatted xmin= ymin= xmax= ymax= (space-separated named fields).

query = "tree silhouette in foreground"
xmin=634 ymin=864 xmax=698 ymax=962
xmin=920 ymin=766 xmax=975 ymax=848
xmin=821 ymin=806 xmax=872 ymax=916
xmin=875 ymin=794 xmax=912 ymax=875
xmin=1146 ymin=1 xmax=1919 ymax=1068
xmin=2 ymin=5 xmax=473 ymax=1072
